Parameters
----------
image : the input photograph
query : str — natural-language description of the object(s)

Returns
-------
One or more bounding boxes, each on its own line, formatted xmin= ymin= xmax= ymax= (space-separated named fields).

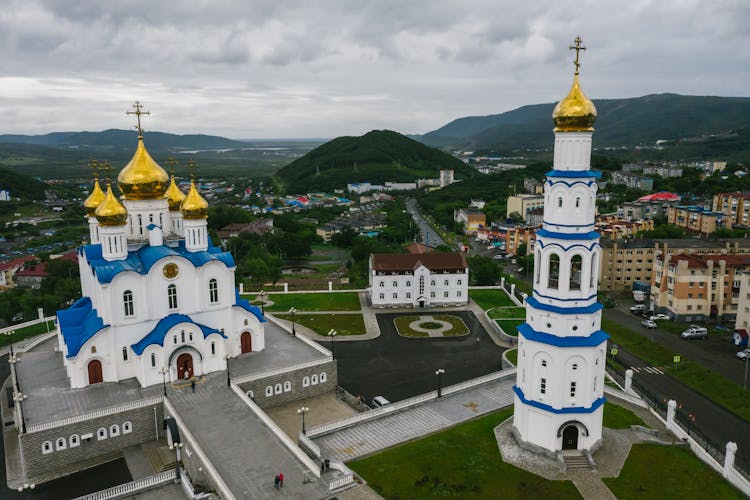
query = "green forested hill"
xmin=0 ymin=165 xmax=47 ymax=200
xmin=418 ymin=94 xmax=750 ymax=157
xmin=275 ymin=130 xmax=473 ymax=193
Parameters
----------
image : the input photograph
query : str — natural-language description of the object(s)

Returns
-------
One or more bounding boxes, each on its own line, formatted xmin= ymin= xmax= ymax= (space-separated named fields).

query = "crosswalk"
xmin=631 ymin=366 xmax=664 ymax=375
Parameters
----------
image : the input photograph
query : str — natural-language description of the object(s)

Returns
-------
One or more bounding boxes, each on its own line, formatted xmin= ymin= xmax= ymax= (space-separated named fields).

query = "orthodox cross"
xmin=88 ymin=159 xmax=100 ymax=180
xmin=126 ymin=101 xmax=150 ymax=136
xmin=187 ymin=159 xmax=198 ymax=181
xmin=164 ymin=157 xmax=178 ymax=177
xmin=569 ymin=36 xmax=586 ymax=75
xmin=99 ymin=160 xmax=112 ymax=183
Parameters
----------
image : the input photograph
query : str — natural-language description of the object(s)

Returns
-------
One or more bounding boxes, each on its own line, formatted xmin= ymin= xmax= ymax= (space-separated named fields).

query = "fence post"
xmin=284 ymin=283 xmax=289 ymax=293
xmin=667 ymin=399 xmax=677 ymax=431
xmin=501 ymin=277 xmax=506 ymax=288
xmin=724 ymin=441 xmax=738 ymax=478
xmin=510 ymin=284 xmax=516 ymax=297
xmin=328 ymin=281 xmax=333 ymax=292
xmin=625 ymin=369 xmax=633 ymax=393
xmin=239 ymin=283 xmax=244 ymax=294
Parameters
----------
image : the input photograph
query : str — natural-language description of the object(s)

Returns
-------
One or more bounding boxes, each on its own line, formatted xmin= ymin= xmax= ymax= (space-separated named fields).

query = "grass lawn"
xmin=275 ymin=313 xmax=365 ymax=336
xmin=469 ymin=289 xmax=515 ymax=310
xmin=604 ymin=443 xmax=743 ymax=499
xmin=393 ymin=315 xmax=469 ymax=337
xmin=502 ymin=274 xmax=533 ymax=295
xmin=0 ymin=320 xmax=55 ymax=347
xmin=433 ymin=315 xmax=470 ymax=336
xmin=348 ymin=409 xmax=580 ymax=499
xmin=488 ymin=307 xmax=525 ymax=319
xmin=602 ymin=402 xmax=646 ymax=429
xmin=261 ymin=292 xmax=361 ymax=312
xmin=505 ymin=348 xmax=518 ymax=365
xmin=495 ymin=319 xmax=523 ymax=336
xmin=603 ymin=317 xmax=750 ymax=423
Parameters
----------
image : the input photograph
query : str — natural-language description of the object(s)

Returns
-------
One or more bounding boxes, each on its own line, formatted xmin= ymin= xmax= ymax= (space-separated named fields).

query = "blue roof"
xmin=536 ymin=229 xmax=600 ymax=241
xmin=146 ymin=223 xmax=159 ymax=230
xmin=131 ymin=313 xmax=227 ymax=355
xmin=234 ymin=290 xmax=266 ymax=323
xmin=57 ymin=297 xmax=109 ymax=358
xmin=517 ymin=323 xmax=608 ymax=347
xmin=526 ymin=296 xmax=603 ymax=315
xmin=546 ymin=169 xmax=602 ymax=178
xmin=514 ymin=385 xmax=606 ymax=414
xmin=80 ymin=241 xmax=235 ymax=284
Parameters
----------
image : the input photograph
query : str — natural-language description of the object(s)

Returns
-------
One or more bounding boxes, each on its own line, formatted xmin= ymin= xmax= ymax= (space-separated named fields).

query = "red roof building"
xmin=637 ymin=192 xmax=681 ymax=202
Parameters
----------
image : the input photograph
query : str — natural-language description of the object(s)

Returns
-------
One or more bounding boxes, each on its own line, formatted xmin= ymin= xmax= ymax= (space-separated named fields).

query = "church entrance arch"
xmin=562 ymin=425 xmax=579 ymax=450
xmin=240 ymin=332 xmax=252 ymax=353
xmin=88 ymin=359 xmax=103 ymax=385
xmin=176 ymin=353 xmax=194 ymax=379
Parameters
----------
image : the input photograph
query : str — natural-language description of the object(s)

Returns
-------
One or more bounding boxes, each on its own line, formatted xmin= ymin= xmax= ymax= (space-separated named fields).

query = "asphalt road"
xmin=0 ymin=354 xmax=132 ymax=498
xmin=405 ymin=198 xmax=448 ymax=249
xmin=329 ymin=311 xmax=506 ymax=405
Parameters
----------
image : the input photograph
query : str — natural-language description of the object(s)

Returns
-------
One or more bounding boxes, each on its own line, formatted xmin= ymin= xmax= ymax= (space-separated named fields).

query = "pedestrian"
xmin=321 ymin=461 xmax=325 ymax=473
xmin=191 ymin=378 xmax=196 ymax=393
xmin=325 ymin=459 xmax=330 ymax=471
xmin=274 ymin=474 xmax=279 ymax=490
xmin=278 ymin=472 xmax=284 ymax=488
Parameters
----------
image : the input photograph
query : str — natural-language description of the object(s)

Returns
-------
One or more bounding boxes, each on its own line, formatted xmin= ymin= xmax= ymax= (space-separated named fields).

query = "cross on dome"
xmin=569 ymin=36 xmax=586 ymax=75
xmin=126 ymin=101 xmax=150 ymax=137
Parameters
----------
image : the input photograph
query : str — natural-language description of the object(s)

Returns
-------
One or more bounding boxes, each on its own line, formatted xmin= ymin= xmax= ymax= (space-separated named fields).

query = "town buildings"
xmin=713 ymin=192 xmax=750 ymax=227
xmin=619 ymin=192 xmax=681 ymax=221
xmin=368 ymin=252 xmax=468 ymax=308
xmin=610 ymin=171 xmax=654 ymax=191
xmin=0 ymin=255 xmax=35 ymax=288
xmin=506 ymin=194 xmax=544 ymax=219
xmin=216 ymin=219 xmax=273 ymax=241
xmin=453 ymin=208 xmax=486 ymax=234
xmin=667 ymin=206 xmax=729 ymax=235
xmin=439 ymin=169 xmax=455 ymax=188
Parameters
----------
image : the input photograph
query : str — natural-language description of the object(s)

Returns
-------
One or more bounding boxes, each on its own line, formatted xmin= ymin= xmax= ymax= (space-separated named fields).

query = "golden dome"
xmin=165 ymin=175 xmax=186 ymax=211
xmin=95 ymin=184 xmax=128 ymax=226
xmin=117 ymin=136 xmax=169 ymax=199
xmin=180 ymin=180 xmax=208 ymax=220
xmin=552 ymin=74 xmax=597 ymax=132
xmin=83 ymin=178 xmax=106 ymax=216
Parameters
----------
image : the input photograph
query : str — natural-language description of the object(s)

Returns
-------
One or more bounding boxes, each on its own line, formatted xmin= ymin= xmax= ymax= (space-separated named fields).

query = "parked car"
xmin=371 ymin=396 xmax=391 ymax=408
xmin=641 ymin=319 xmax=657 ymax=329
xmin=651 ymin=313 xmax=670 ymax=320
xmin=681 ymin=325 xmax=708 ymax=340
xmin=736 ymin=349 xmax=750 ymax=360
xmin=630 ymin=304 xmax=645 ymax=314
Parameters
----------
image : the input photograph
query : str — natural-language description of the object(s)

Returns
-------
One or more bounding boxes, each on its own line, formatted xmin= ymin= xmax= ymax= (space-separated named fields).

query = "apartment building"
xmin=652 ymin=253 xmax=750 ymax=322
xmin=619 ymin=194 xmax=681 ymax=221
xmin=713 ymin=192 xmax=750 ymax=227
xmin=610 ymin=171 xmax=654 ymax=191
xmin=454 ymin=208 xmax=486 ymax=234
xmin=506 ymin=194 xmax=544 ymax=219
xmin=667 ymin=206 xmax=730 ymax=235
xmin=505 ymin=226 xmax=537 ymax=256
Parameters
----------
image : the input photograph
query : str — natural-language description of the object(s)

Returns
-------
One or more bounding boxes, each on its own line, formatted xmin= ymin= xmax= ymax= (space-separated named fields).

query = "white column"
xmin=284 ymin=283 xmax=289 ymax=293
xmin=328 ymin=281 xmax=333 ymax=292
xmin=625 ymin=369 xmax=633 ymax=392
xmin=724 ymin=442 xmax=738 ymax=477
xmin=239 ymin=283 xmax=244 ymax=294
xmin=667 ymin=399 xmax=677 ymax=430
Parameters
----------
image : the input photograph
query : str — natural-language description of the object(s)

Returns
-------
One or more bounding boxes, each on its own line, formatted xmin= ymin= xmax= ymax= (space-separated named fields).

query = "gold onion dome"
xmin=552 ymin=74 xmax=597 ymax=131
xmin=95 ymin=184 xmax=128 ymax=226
xmin=181 ymin=180 xmax=208 ymax=220
xmin=117 ymin=136 xmax=169 ymax=199
xmin=83 ymin=178 xmax=106 ymax=216
xmin=165 ymin=175 xmax=186 ymax=211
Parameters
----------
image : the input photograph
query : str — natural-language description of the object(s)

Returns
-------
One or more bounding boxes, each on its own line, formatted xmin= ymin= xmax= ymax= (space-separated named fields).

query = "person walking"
xmin=274 ymin=474 xmax=279 ymax=490
xmin=278 ymin=472 xmax=284 ymax=488
xmin=190 ymin=378 xmax=196 ymax=393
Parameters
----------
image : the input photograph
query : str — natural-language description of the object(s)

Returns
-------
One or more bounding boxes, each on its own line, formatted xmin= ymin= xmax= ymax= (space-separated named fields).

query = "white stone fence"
xmin=264 ymin=313 xmax=332 ymax=357
xmin=328 ymin=461 xmax=355 ymax=492
xmin=307 ymin=369 xmax=516 ymax=437
xmin=240 ymin=284 xmax=367 ymax=295
xmin=26 ymin=396 xmax=163 ymax=433
xmin=0 ymin=315 xmax=56 ymax=336
xmin=73 ymin=470 xmax=176 ymax=500
xmin=231 ymin=358 xmax=331 ymax=386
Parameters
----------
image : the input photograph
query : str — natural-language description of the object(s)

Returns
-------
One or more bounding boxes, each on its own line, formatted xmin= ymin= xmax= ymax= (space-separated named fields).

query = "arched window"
xmin=151 ymin=353 xmax=156 ymax=368
xmin=97 ymin=428 xmax=107 ymax=441
xmin=311 ymin=374 xmax=319 ymax=385
xmin=541 ymin=359 xmax=547 ymax=367
xmin=557 ymin=197 xmax=563 ymax=208
xmin=69 ymin=434 xmax=80 ymax=447
xmin=122 ymin=347 xmax=128 ymax=361
xmin=320 ymin=372 xmax=327 ymax=383
xmin=534 ymin=249 xmax=542 ymax=284
xmin=590 ymin=251 xmax=598 ymax=288
xmin=167 ymin=284 xmax=178 ymax=309
xmin=123 ymin=422 xmax=132 ymax=434
xmin=56 ymin=437 xmax=67 ymax=451
xmin=548 ymin=254 xmax=560 ymax=289
xmin=572 ymin=363 xmax=578 ymax=371
xmin=209 ymin=278 xmax=219 ymax=304
xmin=110 ymin=424 xmax=120 ymax=437
xmin=302 ymin=376 xmax=310 ymax=387
xmin=392 ymin=280 xmax=397 ymax=287
xmin=274 ymin=383 xmax=282 ymax=395
xmin=265 ymin=386 xmax=273 ymax=397
xmin=283 ymin=381 xmax=291 ymax=392
xmin=123 ymin=290 xmax=134 ymax=317
xmin=91 ymin=346 xmax=97 ymax=354
xmin=211 ymin=342 xmax=216 ymax=355
xmin=42 ymin=441 xmax=53 ymax=454
xmin=575 ymin=196 xmax=581 ymax=208
xmin=570 ymin=255 xmax=583 ymax=290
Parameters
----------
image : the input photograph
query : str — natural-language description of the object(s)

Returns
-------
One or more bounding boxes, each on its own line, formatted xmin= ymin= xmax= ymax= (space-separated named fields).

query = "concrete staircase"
xmin=562 ymin=452 xmax=593 ymax=471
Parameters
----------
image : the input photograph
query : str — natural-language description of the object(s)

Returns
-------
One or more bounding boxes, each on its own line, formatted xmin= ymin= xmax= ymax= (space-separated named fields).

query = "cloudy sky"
xmin=0 ymin=0 xmax=748 ymax=139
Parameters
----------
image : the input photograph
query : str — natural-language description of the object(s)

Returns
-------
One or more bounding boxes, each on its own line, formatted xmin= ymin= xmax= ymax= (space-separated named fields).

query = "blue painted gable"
xmin=131 ymin=313 xmax=227 ymax=355
xmin=57 ymin=297 xmax=109 ymax=358
xmin=233 ymin=290 xmax=266 ymax=323
xmin=80 ymin=241 xmax=235 ymax=284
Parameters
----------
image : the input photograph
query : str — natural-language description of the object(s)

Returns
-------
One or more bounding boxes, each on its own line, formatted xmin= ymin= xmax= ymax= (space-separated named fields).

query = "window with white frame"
xmin=123 ymin=422 xmax=132 ymax=434
xmin=274 ymin=383 xmax=282 ymax=395
xmin=392 ymin=280 xmax=397 ymax=287
xmin=123 ymin=290 xmax=134 ymax=317
xmin=311 ymin=374 xmax=318 ymax=385
xmin=379 ymin=293 xmax=384 ymax=299
xmin=406 ymin=281 xmax=411 ymax=287
xmin=209 ymin=278 xmax=219 ymax=303
xmin=431 ymin=292 xmax=436 ymax=298
xmin=265 ymin=386 xmax=273 ymax=397
xmin=283 ymin=381 xmax=291 ymax=392
xmin=97 ymin=428 xmax=107 ymax=440
xmin=42 ymin=441 xmax=53 ymax=455
xmin=56 ymin=437 xmax=67 ymax=451
xmin=303 ymin=376 xmax=310 ymax=387
xmin=151 ymin=353 xmax=156 ymax=368
xmin=69 ymin=434 xmax=80 ymax=447
xmin=122 ymin=347 xmax=128 ymax=361
xmin=406 ymin=293 xmax=411 ymax=299
xmin=167 ymin=284 xmax=178 ymax=309
xmin=393 ymin=293 xmax=397 ymax=299
xmin=444 ymin=291 xmax=449 ymax=297
xmin=110 ymin=424 xmax=120 ymax=437
xmin=444 ymin=279 xmax=448 ymax=286
xmin=379 ymin=281 xmax=384 ymax=287
xmin=320 ymin=372 xmax=327 ymax=382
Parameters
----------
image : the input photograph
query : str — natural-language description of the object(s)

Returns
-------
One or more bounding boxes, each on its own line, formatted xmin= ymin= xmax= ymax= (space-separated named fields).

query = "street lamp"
xmin=168 ymin=442 xmax=184 ymax=483
xmin=259 ymin=290 xmax=266 ymax=317
xmin=435 ymin=368 xmax=445 ymax=398
xmin=159 ymin=367 xmax=168 ymax=397
xmin=226 ymin=353 xmax=237 ymax=387
xmin=289 ymin=307 xmax=297 ymax=336
xmin=297 ymin=406 xmax=309 ymax=435
xmin=14 ymin=392 xmax=27 ymax=433
xmin=4 ymin=329 xmax=16 ymax=362
xmin=328 ymin=329 xmax=337 ymax=360
xmin=17 ymin=483 xmax=35 ymax=493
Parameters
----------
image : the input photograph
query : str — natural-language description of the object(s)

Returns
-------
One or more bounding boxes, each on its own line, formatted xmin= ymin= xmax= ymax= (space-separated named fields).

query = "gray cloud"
xmin=0 ymin=0 xmax=747 ymax=137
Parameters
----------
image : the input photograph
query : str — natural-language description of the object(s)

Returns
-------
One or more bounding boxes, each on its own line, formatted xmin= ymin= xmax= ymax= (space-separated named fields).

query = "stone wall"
xmin=19 ymin=402 xmax=164 ymax=483
xmin=237 ymin=360 xmax=337 ymax=409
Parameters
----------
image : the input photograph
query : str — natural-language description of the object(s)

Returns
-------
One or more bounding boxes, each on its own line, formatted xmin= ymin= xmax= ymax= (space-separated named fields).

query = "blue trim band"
xmin=533 ymin=289 xmax=598 ymax=302
xmin=536 ymin=229 xmax=599 ymax=240
xmin=534 ymin=240 xmax=599 ymax=252
xmin=526 ymin=296 xmax=603 ymax=314
xmin=517 ymin=323 xmax=609 ymax=347
xmin=542 ymin=220 xmax=596 ymax=229
xmin=546 ymin=170 xmax=602 ymax=178
xmin=513 ymin=386 xmax=606 ymax=414
xmin=545 ymin=179 xmax=597 ymax=188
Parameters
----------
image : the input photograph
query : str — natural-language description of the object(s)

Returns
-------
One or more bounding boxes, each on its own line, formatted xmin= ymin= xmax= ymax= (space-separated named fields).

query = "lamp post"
xmin=328 ymin=329 xmax=337 ymax=360
xmin=289 ymin=307 xmax=297 ymax=336
xmin=226 ymin=353 xmax=236 ymax=387
xmin=435 ymin=368 xmax=445 ymax=398
xmin=4 ymin=329 xmax=15 ymax=362
xmin=14 ymin=392 xmax=27 ymax=433
xmin=297 ymin=406 xmax=309 ymax=435
xmin=259 ymin=290 xmax=266 ymax=317
xmin=744 ymin=355 xmax=749 ymax=391
xmin=169 ymin=442 xmax=184 ymax=483
xmin=159 ymin=367 xmax=168 ymax=397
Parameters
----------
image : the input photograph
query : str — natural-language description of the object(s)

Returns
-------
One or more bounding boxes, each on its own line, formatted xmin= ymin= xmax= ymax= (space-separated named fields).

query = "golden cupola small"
xmin=165 ymin=175 xmax=186 ymax=211
xmin=83 ymin=177 xmax=106 ymax=216
xmin=95 ymin=184 xmax=128 ymax=226
xmin=181 ymin=180 xmax=209 ymax=220
xmin=552 ymin=36 xmax=597 ymax=132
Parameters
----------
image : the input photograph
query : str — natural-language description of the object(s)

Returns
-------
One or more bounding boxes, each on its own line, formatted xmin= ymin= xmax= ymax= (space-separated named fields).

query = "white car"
xmin=651 ymin=313 xmax=670 ymax=320
xmin=737 ymin=349 xmax=750 ymax=360
xmin=641 ymin=319 xmax=657 ymax=329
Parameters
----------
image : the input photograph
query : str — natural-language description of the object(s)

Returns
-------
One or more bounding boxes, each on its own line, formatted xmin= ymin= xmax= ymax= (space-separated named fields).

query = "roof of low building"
xmin=663 ymin=253 xmax=750 ymax=268
xmin=404 ymin=242 xmax=436 ymax=254
xmin=0 ymin=255 xmax=36 ymax=272
xmin=371 ymin=252 xmax=467 ymax=271
xmin=637 ymin=191 xmax=681 ymax=202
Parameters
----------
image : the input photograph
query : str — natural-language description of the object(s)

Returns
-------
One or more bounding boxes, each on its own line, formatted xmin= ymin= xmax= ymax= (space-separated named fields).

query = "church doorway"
xmin=88 ymin=359 xmax=103 ymax=384
xmin=419 ymin=300 xmax=425 ymax=308
xmin=240 ymin=332 xmax=253 ymax=353
xmin=176 ymin=353 xmax=194 ymax=379
xmin=562 ymin=425 xmax=579 ymax=450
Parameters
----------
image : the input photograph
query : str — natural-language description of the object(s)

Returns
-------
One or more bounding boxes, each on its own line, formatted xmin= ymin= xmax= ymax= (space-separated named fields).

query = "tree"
xmin=468 ymin=256 xmax=501 ymax=286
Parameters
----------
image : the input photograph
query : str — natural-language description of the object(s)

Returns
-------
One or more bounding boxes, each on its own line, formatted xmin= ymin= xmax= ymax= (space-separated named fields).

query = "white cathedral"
xmin=57 ymin=108 xmax=265 ymax=389
xmin=512 ymin=39 xmax=608 ymax=454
